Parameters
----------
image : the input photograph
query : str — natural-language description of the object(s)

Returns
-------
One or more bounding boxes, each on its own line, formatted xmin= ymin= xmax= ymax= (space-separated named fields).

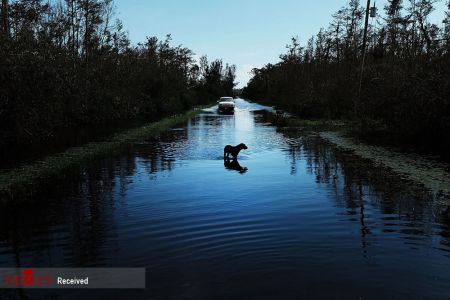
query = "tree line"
xmin=243 ymin=0 xmax=450 ymax=155
xmin=0 ymin=0 xmax=236 ymax=148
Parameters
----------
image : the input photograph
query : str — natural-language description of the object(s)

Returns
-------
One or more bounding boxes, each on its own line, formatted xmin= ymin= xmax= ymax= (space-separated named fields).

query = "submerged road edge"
xmin=0 ymin=105 xmax=211 ymax=201
xmin=320 ymin=131 xmax=450 ymax=196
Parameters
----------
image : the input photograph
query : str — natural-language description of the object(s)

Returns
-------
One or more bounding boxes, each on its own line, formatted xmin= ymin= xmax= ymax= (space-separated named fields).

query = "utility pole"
xmin=1 ymin=0 xmax=8 ymax=36
xmin=411 ymin=0 xmax=416 ymax=55
xmin=357 ymin=0 xmax=371 ymax=116
xmin=361 ymin=0 xmax=371 ymax=56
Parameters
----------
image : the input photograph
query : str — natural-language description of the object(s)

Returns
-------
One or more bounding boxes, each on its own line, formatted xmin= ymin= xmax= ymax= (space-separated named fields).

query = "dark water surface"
xmin=1 ymin=99 xmax=450 ymax=299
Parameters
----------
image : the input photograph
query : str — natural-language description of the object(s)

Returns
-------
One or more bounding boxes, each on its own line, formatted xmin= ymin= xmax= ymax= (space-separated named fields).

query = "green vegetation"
xmin=262 ymin=105 xmax=450 ymax=195
xmin=0 ymin=107 xmax=207 ymax=200
xmin=320 ymin=131 xmax=450 ymax=195
xmin=0 ymin=0 xmax=236 ymax=149
xmin=243 ymin=0 xmax=450 ymax=158
xmin=260 ymin=110 xmax=348 ymax=130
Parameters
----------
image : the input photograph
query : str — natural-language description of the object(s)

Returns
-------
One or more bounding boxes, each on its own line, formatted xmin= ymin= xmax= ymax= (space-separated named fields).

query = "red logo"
xmin=3 ymin=269 xmax=54 ymax=287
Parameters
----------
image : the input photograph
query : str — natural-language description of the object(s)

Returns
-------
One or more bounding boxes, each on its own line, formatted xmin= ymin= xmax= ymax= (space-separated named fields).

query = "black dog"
xmin=224 ymin=143 xmax=248 ymax=160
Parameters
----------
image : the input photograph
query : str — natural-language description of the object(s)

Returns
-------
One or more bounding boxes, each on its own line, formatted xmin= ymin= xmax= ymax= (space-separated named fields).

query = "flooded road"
xmin=1 ymin=99 xmax=450 ymax=299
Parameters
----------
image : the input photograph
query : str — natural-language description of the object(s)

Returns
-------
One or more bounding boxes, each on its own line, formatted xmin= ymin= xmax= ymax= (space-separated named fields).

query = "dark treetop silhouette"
xmin=0 ymin=0 xmax=237 ymax=155
xmin=243 ymin=0 xmax=450 ymax=158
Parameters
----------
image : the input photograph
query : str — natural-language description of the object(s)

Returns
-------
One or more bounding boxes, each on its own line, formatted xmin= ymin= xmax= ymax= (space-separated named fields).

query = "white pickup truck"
xmin=217 ymin=97 xmax=235 ymax=114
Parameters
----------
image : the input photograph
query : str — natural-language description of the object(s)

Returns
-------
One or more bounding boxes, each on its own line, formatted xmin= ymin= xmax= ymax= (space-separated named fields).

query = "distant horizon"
xmin=115 ymin=0 xmax=447 ymax=88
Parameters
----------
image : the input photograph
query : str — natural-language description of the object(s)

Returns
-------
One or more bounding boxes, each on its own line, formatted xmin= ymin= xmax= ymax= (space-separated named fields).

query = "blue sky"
xmin=114 ymin=0 xmax=447 ymax=87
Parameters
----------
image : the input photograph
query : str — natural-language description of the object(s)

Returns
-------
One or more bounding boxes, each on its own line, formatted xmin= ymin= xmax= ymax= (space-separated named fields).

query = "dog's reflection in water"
xmin=224 ymin=158 xmax=248 ymax=174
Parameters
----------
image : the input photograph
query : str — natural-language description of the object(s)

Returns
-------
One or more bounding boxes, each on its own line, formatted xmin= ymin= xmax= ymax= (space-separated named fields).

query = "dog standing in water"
xmin=224 ymin=143 xmax=248 ymax=160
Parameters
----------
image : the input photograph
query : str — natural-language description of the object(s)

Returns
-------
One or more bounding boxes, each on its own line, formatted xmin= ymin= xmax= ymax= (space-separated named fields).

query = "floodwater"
xmin=1 ymin=99 xmax=450 ymax=299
